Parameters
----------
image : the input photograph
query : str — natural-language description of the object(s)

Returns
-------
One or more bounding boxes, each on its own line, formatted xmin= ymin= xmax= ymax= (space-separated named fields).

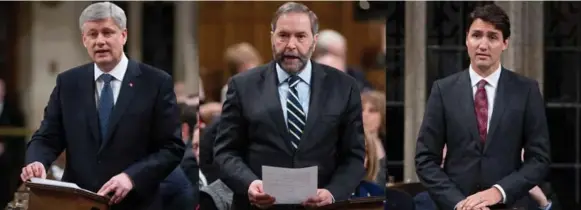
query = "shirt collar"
xmin=276 ymin=60 xmax=312 ymax=85
xmin=94 ymin=53 xmax=128 ymax=82
xmin=469 ymin=64 xmax=502 ymax=88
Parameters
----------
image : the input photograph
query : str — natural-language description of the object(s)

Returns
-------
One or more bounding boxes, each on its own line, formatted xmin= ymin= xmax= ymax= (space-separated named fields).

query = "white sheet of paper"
xmin=29 ymin=178 xmax=99 ymax=196
xmin=262 ymin=166 xmax=317 ymax=204
xmin=30 ymin=178 xmax=81 ymax=189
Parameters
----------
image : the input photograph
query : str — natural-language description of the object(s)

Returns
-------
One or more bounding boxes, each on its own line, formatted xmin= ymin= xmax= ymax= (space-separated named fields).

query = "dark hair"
xmin=271 ymin=2 xmax=319 ymax=35
xmin=467 ymin=4 xmax=511 ymax=40
xmin=178 ymin=103 xmax=198 ymax=132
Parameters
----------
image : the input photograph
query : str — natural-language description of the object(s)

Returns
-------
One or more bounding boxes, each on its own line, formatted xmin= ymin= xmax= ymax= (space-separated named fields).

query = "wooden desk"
xmin=387 ymin=182 xmax=426 ymax=197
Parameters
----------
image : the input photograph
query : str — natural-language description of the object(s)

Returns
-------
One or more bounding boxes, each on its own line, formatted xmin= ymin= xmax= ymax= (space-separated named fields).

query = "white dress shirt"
xmin=94 ymin=53 xmax=129 ymax=106
xmin=467 ymin=64 xmax=508 ymax=205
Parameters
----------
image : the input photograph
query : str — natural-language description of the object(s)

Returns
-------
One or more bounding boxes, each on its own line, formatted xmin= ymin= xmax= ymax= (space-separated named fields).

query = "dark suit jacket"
xmin=180 ymin=140 xmax=200 ymax=200
xmin=0 ymin=101 xmax=25 ymax=207
xmin=199 ymin=116 xmax=221 ymax=184
xmin=25 ymin=60 xmax=185 ymax=210
xmin=214 ymin=61 xmax=366 ymax=210
xmin=415 ymin=68 xmax=551 ymax=210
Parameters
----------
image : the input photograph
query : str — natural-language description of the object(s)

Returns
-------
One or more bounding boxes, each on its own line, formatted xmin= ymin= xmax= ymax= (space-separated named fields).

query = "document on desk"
xmin=30 ymin=178 xmax=81 ymax=189
xmin=262 ymin=166 xmax=318 ymax=204
xmin=29 ymin=178 xmax=99 ymax=196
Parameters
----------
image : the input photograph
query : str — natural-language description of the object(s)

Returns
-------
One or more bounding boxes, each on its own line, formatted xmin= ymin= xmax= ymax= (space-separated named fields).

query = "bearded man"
xmin=212 ymin=2 xmax=366 ymax=210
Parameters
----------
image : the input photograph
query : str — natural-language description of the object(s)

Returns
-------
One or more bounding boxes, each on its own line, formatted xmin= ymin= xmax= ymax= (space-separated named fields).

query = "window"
xmin=141 ymin=2 xmax=175 ymax=76
xmin=426 ymin=1 xmax=493 ymax=92
xmin=544 ymin=1 xmax=581 ymax=207
xmin=384 ymin=1 xmax=405 ymax=182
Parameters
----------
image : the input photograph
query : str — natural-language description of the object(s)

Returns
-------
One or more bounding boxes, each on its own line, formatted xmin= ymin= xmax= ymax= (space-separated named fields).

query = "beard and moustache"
xmin=272 ymin=42 xmax=315 ymax=74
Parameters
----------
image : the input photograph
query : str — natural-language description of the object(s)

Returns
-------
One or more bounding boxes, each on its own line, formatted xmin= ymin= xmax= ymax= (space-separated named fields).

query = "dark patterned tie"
xmin=286 ymin=75 xmax=306 ymax=149
xmin=474 ymin=79 xmax=488 ymax=142
xmin=98 ymin=74 xmax=114 ymax=143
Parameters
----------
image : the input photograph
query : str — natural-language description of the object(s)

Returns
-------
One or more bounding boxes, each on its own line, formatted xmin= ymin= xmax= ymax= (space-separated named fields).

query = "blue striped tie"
xmin=98 ymin=74 xmax=114 ymax=143
xmin=286 ymin=75 xmax=306 ymax=149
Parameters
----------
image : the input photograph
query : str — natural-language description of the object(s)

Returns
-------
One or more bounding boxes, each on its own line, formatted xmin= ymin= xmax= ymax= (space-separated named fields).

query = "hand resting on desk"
xmin=20 ymin=161 xmax=47 ymax=181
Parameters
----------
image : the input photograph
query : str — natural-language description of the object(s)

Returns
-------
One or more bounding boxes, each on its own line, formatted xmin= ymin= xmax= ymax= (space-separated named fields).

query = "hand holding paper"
xmin=262 ymin=166 xmax=318 ymax=204
xmin=247 ymin=180 xmax=276 ymax=209
xmin=302 ymin=189 xmax=334 ymax=207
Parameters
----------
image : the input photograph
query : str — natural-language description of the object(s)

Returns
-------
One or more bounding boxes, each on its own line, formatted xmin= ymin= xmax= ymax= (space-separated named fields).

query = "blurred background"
xmin=0 ymin=0 xmax=579 ymax=209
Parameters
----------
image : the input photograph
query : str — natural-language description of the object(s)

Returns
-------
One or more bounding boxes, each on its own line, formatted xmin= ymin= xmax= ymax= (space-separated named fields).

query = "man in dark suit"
xmin=414 ymin=4 xmax=551 ymax=210
xmin=0 ymin=79 xmax=26 ymax=208
xmin=213 ymin=2 xmax=365 ymax=210
xmin=20 ymin=2 xmax=184 ymax=210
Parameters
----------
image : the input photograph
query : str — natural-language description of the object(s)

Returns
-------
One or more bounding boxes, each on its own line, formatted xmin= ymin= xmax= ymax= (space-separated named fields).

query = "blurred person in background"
xmin=360 ymin=90 xmax=387 ymax=187
xmin=214 ymin=2 xmax=365 ymax=209
xmin=0 ymin=78 xmax=25 ymax=208
xmin=20 ymin=2 xmax=184 ymax=209
xmin=198 ymin=115 xmax=221 ymax=185
xmin=351 ymin=135 xmax=385 ymax=198
xmin=158 ymin=103 xmax=200 ymax=210
xmin=314 ymin=53 xmax=346 ymax=72
xmin=313 ymin=29 xmax=373 ymax=92
xmin=220 ymin=42 xmax=263 ymax=103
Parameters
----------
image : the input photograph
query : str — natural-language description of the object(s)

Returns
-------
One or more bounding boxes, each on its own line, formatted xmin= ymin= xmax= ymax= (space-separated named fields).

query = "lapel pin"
xmin=129 ymin=82 xmax=133 ymax=87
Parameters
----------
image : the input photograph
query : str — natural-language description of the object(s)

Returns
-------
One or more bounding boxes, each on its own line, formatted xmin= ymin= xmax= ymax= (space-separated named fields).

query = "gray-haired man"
xmin=21 ymin=2 xmax=185 ymax=210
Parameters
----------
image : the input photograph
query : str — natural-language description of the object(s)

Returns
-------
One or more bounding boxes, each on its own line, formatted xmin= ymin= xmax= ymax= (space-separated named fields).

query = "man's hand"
xmin=97 ymin=173 xmax=134 ymax=205
xmin=20 ymin=161 xmax=47 ymax=181
xmin=302 ymin=189 xmax=334 ymax=208
xmin=248 ymin=180 xmax=275 ymax=209
xmin=529 ymin=186 xmax=550 ymax=207
xmin=457 ymin=188 xmax=502 ymax=210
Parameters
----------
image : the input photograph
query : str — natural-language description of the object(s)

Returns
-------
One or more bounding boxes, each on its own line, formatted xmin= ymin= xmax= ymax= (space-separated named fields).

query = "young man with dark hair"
xmin=415 ymin=4 xmax=551 ymax=210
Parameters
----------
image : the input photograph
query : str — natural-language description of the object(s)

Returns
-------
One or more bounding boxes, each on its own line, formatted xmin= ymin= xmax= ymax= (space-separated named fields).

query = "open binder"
xmin=24 ymin=178 xmax=109 ymax=210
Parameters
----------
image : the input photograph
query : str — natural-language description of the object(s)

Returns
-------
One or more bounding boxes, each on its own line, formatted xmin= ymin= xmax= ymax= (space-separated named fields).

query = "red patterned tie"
xmin=475 ymin=80 xmax=488 ymax=142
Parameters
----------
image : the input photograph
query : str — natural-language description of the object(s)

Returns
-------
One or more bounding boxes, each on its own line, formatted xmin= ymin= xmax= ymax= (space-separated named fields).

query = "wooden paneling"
xmin=198 ymin=1 xmax=385 ymax=102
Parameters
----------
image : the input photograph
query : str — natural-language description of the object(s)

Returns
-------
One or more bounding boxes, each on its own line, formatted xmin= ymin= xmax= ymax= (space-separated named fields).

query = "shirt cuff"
xmin=493 ymin=184 xmax=507 ymax=204
xmin=330 ymin=194 xmax=335 ymax=203
xmin=540 ymin=201 xmax=552 ymax=210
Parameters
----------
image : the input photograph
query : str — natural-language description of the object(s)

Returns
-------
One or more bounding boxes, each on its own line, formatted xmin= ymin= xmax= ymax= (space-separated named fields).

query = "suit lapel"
xmin=261 ymin=62 xmax=294 ymax=155
xmin=456 ymin=70 xmax=482 ymax=150
xmin=484 ymin=69 xmax=511 ymax=152
xmin=80 ymin=64 xmax=100 ymax=146
xmin=99 ymin=60 xmax=141 ymax=153
xmin=298 ymin=63 xmax=327 ymax=151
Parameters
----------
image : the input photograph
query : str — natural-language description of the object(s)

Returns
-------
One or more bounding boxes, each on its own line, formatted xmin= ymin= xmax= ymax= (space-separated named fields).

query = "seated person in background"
xmin=314 ymin=53 xmax=346 ymax=72
xmin=159 ymin=103 xmax=198 ymax=210
xmin=352 ymin=136 xmax=385 ymax=198
xmin=361 ymin=90 xmax=387 ymax=187
xmin=313 ymin=29 xmax=374 ymax=92
xmin=191 ymin=127 xmax=207 ymax=188
xmin=220 ymin=42 xmax=263 ymax=103
xmin=198 ymin=116 xmax=221 ymax=184
xmin=414 ymin=147 xmax=554 ymax=210
xmin=197 ymin=121 xmax=234 ymax=210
